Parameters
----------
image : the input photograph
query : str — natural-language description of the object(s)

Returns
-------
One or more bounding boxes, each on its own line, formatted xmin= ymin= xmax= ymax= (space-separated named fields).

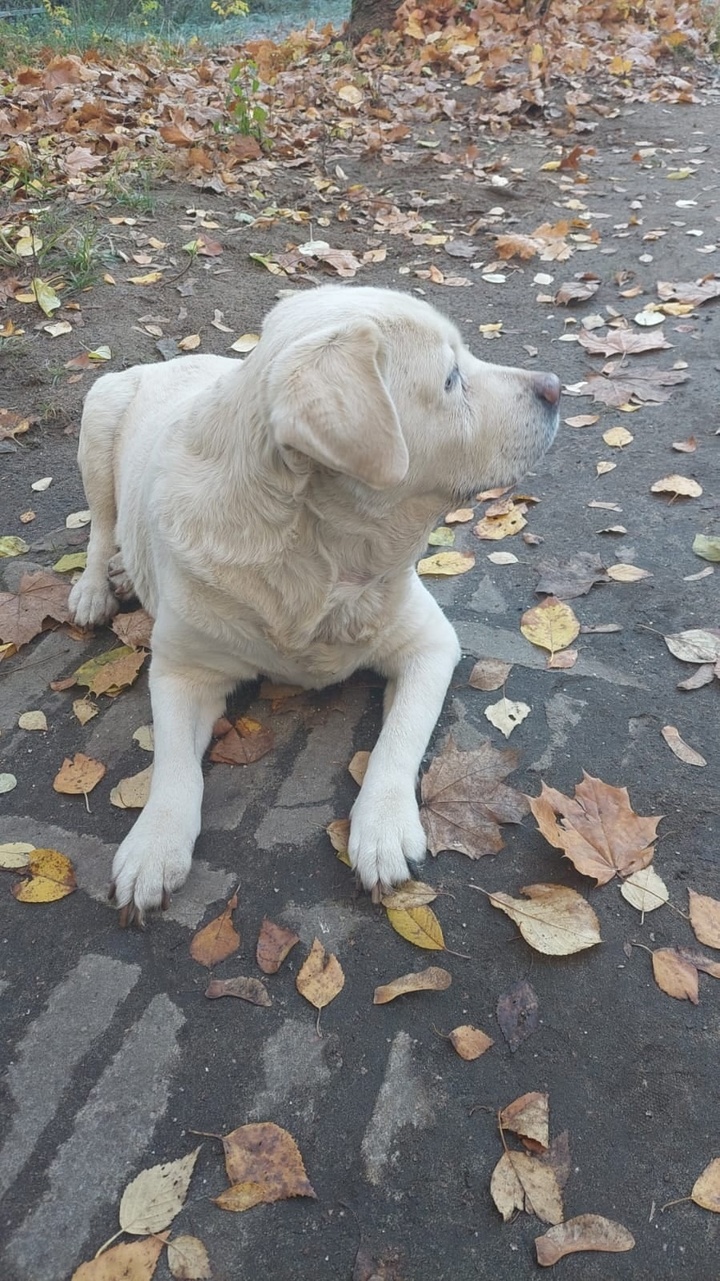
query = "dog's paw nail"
xmin=118 ymin=904 xmax=131 ymax=929
xmin=370 ymin=882 xmax=382 ymax=905
xmin=161 ymin=889 xmax=170 ymax=911
xmin=108 ymin=880 xmax=116 ymax=903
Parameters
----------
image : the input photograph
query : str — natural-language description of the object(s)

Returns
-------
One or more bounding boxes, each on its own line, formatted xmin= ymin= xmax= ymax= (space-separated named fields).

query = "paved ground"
xmin=1 ymin=86 xmax=719 ymax=1280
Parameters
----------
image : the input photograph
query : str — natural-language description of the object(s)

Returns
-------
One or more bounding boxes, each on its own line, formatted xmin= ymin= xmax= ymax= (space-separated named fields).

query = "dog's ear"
xmin=268 ymin=318 xmax=409 ymax=489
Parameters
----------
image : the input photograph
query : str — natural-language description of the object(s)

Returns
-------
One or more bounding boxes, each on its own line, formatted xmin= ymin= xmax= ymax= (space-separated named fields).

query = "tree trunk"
xmin=346 ymin=0 xmax=404 ymax=43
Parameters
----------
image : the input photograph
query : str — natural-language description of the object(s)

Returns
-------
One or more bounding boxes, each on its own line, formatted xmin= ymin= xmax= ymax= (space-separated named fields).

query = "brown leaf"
xmin=420 ymin=738 xmax=529 ymax=861
xmin=216 ymin=1122 xmax=315 ymax=1211
xmin=296 ymin=937 xmax=345 ymax=1010
xmin=0 ymin=570 xmax=71 ymax=647
xmin=491 ymin=1151 xmax=564 ymax=1225
xmin=111 ymin=608 xmax=154 ymax=648
xmin=555 ymin=279 xmax=600 ymax=304
xmin=0 ymin=408 xmax=36 ymax=441
xmin=500 ymin=1092 xmax=549 ymax=1151
xmin=53 ymin=753 xmax=106 ymax=795
xmin=209 ymin=716 xmax=274 ymax=765
xmin=691 ymin=1157 xmax=720 ymax=1212
xmin=71 ymin=1235 xmax=166 ymax=1280
xmin=326 ymin=818 xmax=351 ymax=866
xmin=189 ymin=893 xmax=240 ymax=967
xmin=657 ymin=277 xmax=720 ymax=306
xmin=578 ymin=327 xmax=671 ymax=356
xmin=570 ymin=366 xmax=688 ymax=407
xmin=489 ymin=884 xmax=601 ymax=955
xmin=167 ymin=1235 xmax=211 ymax=1280
xmin=688 ymin=889 xmax=720 ymax=950
xmin=449 ymin=1025 xmax=493 ymax=1060
xmin=348 ymin=749 xmax=370 ymax=784
xmin=535 ymin=1214 xmax=635 ymax=1266
xmin=468 ymin=658 xmax=512 ymax=691
xmin=255 ymin=917 xmax=300 ymax=974
xmin=677 ymin=664 xmax=716 ymax=691
xmin=661 ymin=725 xmax=707 ymax=767
xmin=535 ymin=554 xmax=609 ymax=600
xmin=528 ymin=774 xmax=661 ymax=885
xmin=496 ymin=979 xmax=539 ymax=1053
xmin=353 ymin=1244 xmax=405 ymax=1281
xmin=373 ymin=965 xmax=451 ymax=1004
xmin=676 ymin=947 xmax=720 ymax=980
xmin=652 ymin=947 xmax=699 ymax=1003
xmin=74 ymin=647 xmax=147 ymax=697
xmin=204 ymin=976 xmax=271 ymax=1006
xmin=651 ymin=474 xmax=702 ymax=498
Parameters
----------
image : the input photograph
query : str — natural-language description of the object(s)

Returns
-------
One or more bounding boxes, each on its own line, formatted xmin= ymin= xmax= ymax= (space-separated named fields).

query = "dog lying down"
xmin=69 ymin=285 xmax=560 ymax=924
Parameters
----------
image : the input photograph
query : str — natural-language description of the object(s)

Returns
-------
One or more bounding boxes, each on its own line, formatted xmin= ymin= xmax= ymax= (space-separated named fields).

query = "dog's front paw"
xmin=349 ymin=789 xmax=427 ymax=896
xmin=69 ymin=572 xmax=119 ymax=628
xmin=111 ymin=818 xmax=194 ymax=926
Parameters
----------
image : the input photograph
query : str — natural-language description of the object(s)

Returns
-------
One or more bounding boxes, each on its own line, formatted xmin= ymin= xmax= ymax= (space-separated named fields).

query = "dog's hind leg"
xmin=69 ymin=371 xmax=138 ymax=627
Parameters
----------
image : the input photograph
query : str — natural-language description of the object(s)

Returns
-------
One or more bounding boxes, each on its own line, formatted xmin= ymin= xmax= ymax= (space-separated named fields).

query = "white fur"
xmin=69 ymin=286 xmax=559 ymax=921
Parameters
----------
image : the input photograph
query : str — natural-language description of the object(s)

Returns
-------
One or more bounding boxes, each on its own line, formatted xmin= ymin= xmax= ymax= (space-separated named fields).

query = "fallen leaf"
xmin=496 ymin=978 xmax=539 ymax=1052
xmin=18 ymin=709 xmax=47 ymax=731
xmin=491 ymin=1151 xmax=564 ymax=1225
xmin=568 ymin=365 xmax=688 ymax=407
xmin=53 ymin=753 xmax=106 ymax=795
xmin=129 ymin=270 xmax=164 ymax=284
xmin=487 ymin=551 xmax=519 ymax=565
xmin=209 ymin=716 xmax=274 ymax=765
xmin=663 ymin=629 xmax=720 ymax=664
xmin=520 ymin=597 xmax=580 ymax=655
xmin=71 ymin=1236 xmax=166 ymax=1281
xmin=489 ymin=883 xmax=601 ymax=955
xmin=420 ymin=738 xmax=529 ymax=860
xmin=190 ymin=893 xmax=240 ymax=967
xmin=546 ymin=648 xmax=578 ymax=670
xmin=256 ymin=917 xmax=300 ymax=973
xmin=445 ymin=507 xmax=474 ymax=523
xmin=0 ymin=570 xmax=71 ymax=646
xmin=620 ymin=866 xmax=669 ymax=914
xmin=596 ymin=461 xmax=616 ymax=476
xmin=296 ymin=937 xmax=345 ymax=1009
xmin=327 ymin=818 xmax=351 ymax=866
xmin=428 ymin=526 xmax=455 ymax=547
xmin=693 ymin=534 xmax=720 ymax=562
xmin=474 ymin=506 xmax=527 ymax=540
xmin=603 ymin=426 xmax=634 ymax=448
xmin=672 ymin=436 xmax=697 ymax=452
xmin=449 ymin=1025 xmax=493 ymax=1060
xmin=661 ymin=725 xmax=707 ymax=767
xmin=73 ymin=698 xmax=98 ymax=725
xmin=373 ymin=965 xmax=451 ymax=1004
xmin=500 ymin=1092 xmax=549 ymax=1150
xmin=11 ymin=848 xmax=76 ymax=903
xmin=578 ymin=327 xmax=671 ymax=356
xmin=216 ymin=1122 xmax=315 ymax=1211
xmin=0 ymin=841 xmax=35 ymax=869
xmin=386 ymin=904 xmax=445 ymax=950
xmin=606 ymin=563 xmax=652 ymax=582
xmin=564 ymin=414 xmax=599 ymax=427
xmin=73 ymin=646 xmax=147 ymax=697
xmin=657 ymin=277 xmax=720 ymax=306
xmin=652 ymin=948 xmax=699 ymax=1003
xmin=229 ymin=332 xmax=260 ymax=353
xmin=555 ymin=279 xmax=600 ymax=304
xmin=417 ymin=550 xmax=475 ymax=575
xmin=0 ymin=535 xmax=29 ymax=558
xmin=692 ymin=1158 xmax=720 ymax=1212
xmin=0 ymin=410 xmax=35 ymax=441
xmin=119 ymin=1149 xmax=200 ymax=1235
xmin=110 ymin=765 xmax=153 ymax=809
xmin=111 ymin=609 xmax=154 ymax=649
xmin=528 ymin=774 xmax=661 ymax=884
xmin=0 ymin=773 xmax=17 ymax=793
xmin=651 ymin=474 xmax=702 ymax=498
xmin=167 ymin=1235 xmax=211 ymax=1280
xmin=348 ymin=749 xmax=370 ymax=785
xmin=380 ymin=880 xmax=437 ymax=909
xmin=31 ymin=276 xmax=61 ymax=316
xmin=469 ymin=658 xmax=512 ymax=691
xmin=535 ymin=1215 xmax=635 ymax=1266
xmin=178 ymin=333 xmax=201 ymax=351
xmin=534 ymin=554 xmax=609 ymax=600
xmin=205 ymin=976 xmax=271 ymax=1006
xmin=677 ymin=664 xmax=716 ymax=690
xmin=53 ymin=552 xmax=87 ymax=573
xmin=688 ymin=889 xmax=720 ymax=950
xmin=133 ymin=725 xmax=154 ymax=752
xmin=66 ymin=509 xmax=92 ymax=528
xmin=485 ymin=697 xmax=531 ymax=738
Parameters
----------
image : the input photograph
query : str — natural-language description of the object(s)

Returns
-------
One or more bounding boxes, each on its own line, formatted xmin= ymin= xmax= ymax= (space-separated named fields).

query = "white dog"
xmin=69 ymin=286 xmax=559 ymax=923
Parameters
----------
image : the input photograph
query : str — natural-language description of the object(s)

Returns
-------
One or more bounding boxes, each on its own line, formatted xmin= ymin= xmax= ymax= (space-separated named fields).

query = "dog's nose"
xmin=533 ymin=372 xmax=561 ymax=406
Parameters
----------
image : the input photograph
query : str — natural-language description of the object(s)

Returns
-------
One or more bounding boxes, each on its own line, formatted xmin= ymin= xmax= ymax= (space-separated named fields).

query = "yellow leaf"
xmin=609 ymin=54 xmax=633 ymax=74
xmin=692 ymin=1158 xmax=720 ymax=1212
xmin=491 ymin=1151 xmax=564 ymax=1225
xmin=31 ymin=277 xmax=61 ymax=316
xmin=417 ymin=550 xmax=475 ymax=576
xmin=373 ymin=965 xmax=451 ymax=1004
xmin=229 ymin=333 xmax=260 ymax=352
xmin=474 ymin=506 xmax=527 ymax=540
xmin=489 ymin=883 xmax=601 ymax=955
xmin=520 ymin=597 xmax=580 ymax=655
xmin=386 ymin=904 xmax=445 ymax=950
xmin=73 ymin=646 xmax=147 ymax=696
xmin=110 ymin=765 xmax=153 ymax=809
xmin=449 ymin=1025 xmax=494 ymax=1060
xmin=0 ymin=535 xmax=29 ymax=557
xmin=53 ymin=752 xmax=106 ymax=795
xmin=602 ymin=426 xmax=633 ymax=448
xmin=380 ymin=880 xmax=437 ymax=909
xmin=12 ymin=848 xmax=76 ymax=903
xmin=53 ymin=551 xmax=87 ymax=573
xmin=296 ymin=937 xmax=345 ymax=1009
xmin=128 ymin=271 xmax=164 ymax=284
xmin=217 ymin=1122 xmax=316 ymax=1212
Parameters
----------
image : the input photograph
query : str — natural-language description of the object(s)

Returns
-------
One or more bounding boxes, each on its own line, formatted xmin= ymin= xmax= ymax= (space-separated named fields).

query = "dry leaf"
xmin=110 ymin=765 xmax=153 ymax=809
xmin=296 ymin=937 xmax=345 ymax=1009
xmin=119 ymin=1149 xmax=200 ymax=1234
xmin=18 ymin=709 xmax=47 ymax=731
xmin=663 ymin=629 xmax=720 ymax=664
xmin=0 ymin=570 xmax=71 ymax=647
xmin=652 ymin=948 xmax=699 ymax=1003
xmin=468 ymin=658 xmax=512 ymax=691
xmin=564 ymin=414 xmax=599 ymax=427
xmin=167 ymin=1235 xmax=211 ymax=1280
xmin=71 ymin=1236 xmax=166 ymax=1281
xmin=449 ymin=1025 xmax=493 ymax=1060
xmin=489 ymin=883 xmax=601 ymax=955
xmin=348 ymin=750 xmax=370 ymax=785
xmin=386 ymin=904 xmax=445 ymax=950
xmin=661 ymin=725 xmax=707 ymax=767
xmin=327 ymin=818 xmax=351 ymax=866
xmin=534 ymin=553 xmax=609 ymax=600
xmin=256 ymin=917 xmax=300 ymax=973
xmin=485 ymin=697 xmax=531 ymax=738
xmin=535 ymin=1214 xmax=635 ymax=1266
xmin=691 ymin=1158 xmax=720 ymax=1213
xmin=112 ymin=608 xmax=154 ymax=649
xmin=496 ymin=979 xmax=539 ymax=1053
xmin=578 ymin=327 xmax=671 ymax=356
xmin=420 ymin=738 xmax=529 ymax=860
xmin=677 ymin=664 xmax=716 ymax=690
xmin=216 ymin=1122 xmax=315 ymax=1211
xmin=620 ymin=866 xmax=669 ymax=914
xmin=380 ymin=880 xmax=437 ymax=909
xmin=73 ymin=646 xmax=147 ymax=697
xmin=12 ymin=848 xmax=76 ymax=903
xmin=0 ymin=841 xmax=35 ymax=869
xmin=528 ymin=774 xmax=660 ymax=884
xmin=651 ymin=474 xmax=702 ymax=498
xmin=205 ymin=976 xmax=271 ymax=1006
xmin=688 ymin=889 xmax=720 ymax=950
xmin=693 ymin=534 xmax=720 ymax=562
xmin=53 ymin=753 xmax=106 ymax=795
xmin=73 ymin=698 xmax=98 ymax=725
xmin=209 ymin=716 xmax=274 ymax=765
xmin=373 ymin=965 xmax=451 ymax=1004
xmin=491 ymin=1151 xmax=564 ymax=1225
xmin=500 ymin=1092 xmax=549 ymax=1150
xmin=520 ymin=597 xmax=580 ymax=655
xmin=657 ymin=277 xmax=720 ymax=306
xmin=606 ymin=563 xmax=652 ymax=582
xmin=417 ymin=550 xmax=475 ymax=575
xmin=474 ymin=506 xmax=527 ymax=540
xmin=596 ymin=461 xmax=616 ymax=476
xmin=445 ymin=507 xmax=474 ymax=523
xmin=189 ymin=893 xmax=240 ymax=967
xmin=603 ymin=426 xmax=634 ymax=447
xmin=546 ymin=648 xmax=578 ymax=670
xmin=672 ymin=436 xmax=697 ymax=452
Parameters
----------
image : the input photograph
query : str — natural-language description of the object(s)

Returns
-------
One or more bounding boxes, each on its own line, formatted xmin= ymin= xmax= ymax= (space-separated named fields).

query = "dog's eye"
xmin=444 ymin=366 xmax=460 ymax=392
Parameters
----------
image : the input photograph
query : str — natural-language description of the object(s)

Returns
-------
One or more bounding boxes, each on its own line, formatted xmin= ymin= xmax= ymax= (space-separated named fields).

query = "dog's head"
xmin=261 ymin=285 xmax=559 ymax=500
